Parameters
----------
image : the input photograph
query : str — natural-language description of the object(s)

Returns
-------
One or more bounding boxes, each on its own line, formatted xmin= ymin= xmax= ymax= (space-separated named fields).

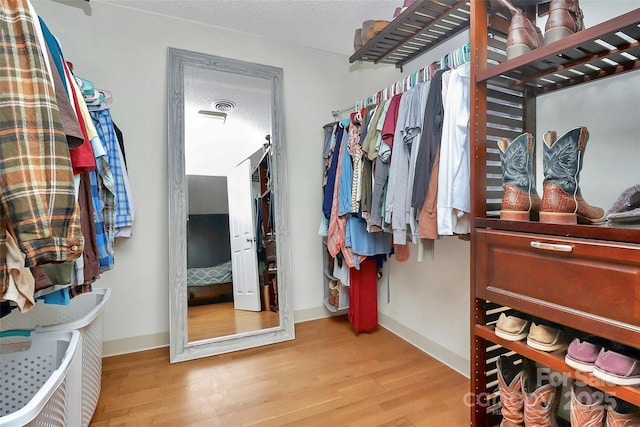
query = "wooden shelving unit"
xmin=470 ymin=3 xmax=640 ymax=426
xmin=475 ymin=325 xmax=640 ymax=406
xmin=349 ymin=0 xmax=471 ymax=69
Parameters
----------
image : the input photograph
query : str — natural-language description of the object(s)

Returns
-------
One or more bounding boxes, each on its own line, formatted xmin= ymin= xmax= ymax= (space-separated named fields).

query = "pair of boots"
xmin=497 ymin=356 xmax=560 ymax=427
xmin=497 ymin=126 xmax=605 ymax=224
xmin=571 ymin=382 xmax=640 ymax=426
xmin=490 ymin=0 xmax=585 ymax=60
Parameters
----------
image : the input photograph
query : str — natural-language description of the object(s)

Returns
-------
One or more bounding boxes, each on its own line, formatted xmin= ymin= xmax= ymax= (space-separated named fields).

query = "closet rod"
xmin=353 ymin=41 xmax=471 ymax=111
xmin=331 ymin=106 xmax=355 ymax=120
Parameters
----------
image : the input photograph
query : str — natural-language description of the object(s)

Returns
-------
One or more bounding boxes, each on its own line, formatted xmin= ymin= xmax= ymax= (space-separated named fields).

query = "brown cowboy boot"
xmin=489 ymin=0 xmax=544 ymax=60
xmin=570 ymin=382 xmax=605 ymax=427
xmin=606 ymin=398 xmax=640 ymax=427
xmin=545 ymin=0 xmax=585 ymax=45
xmin=506 ymin=10 xmax=544 ymax=60
xmin=497 ymin=133 xmax=541 ymax=221
xmin=523 ymin=376 xmax=560 ymax=427
xmin=497 ymin=356 xmax=528 ymax=427
xmin=540 ymin=127 xmax=605 ymax=224
xmin=489 ymin=0 xmax=521 ymax=18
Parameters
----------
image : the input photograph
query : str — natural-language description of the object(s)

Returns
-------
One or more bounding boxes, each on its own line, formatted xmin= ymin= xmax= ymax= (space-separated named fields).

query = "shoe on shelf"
xmin=540 ymin=127 xmax=605 ymax=225
xmin=606 ymin=184 xmax=640 ymax=225
xmin=361 ymin=20 xmax=389 ymax=46
xmin=565 ymin=336 xmax=610 ymax=373
xmin=592 ymin=346 xmax=640 ymax=386
xmin=506 ymin=9 xmax=544 ymax=60
xmin=544 ymin=0 xmax=585 ymax=45
xmin=526 ymin=322 xmax=568 ymax=352
xmin=354 ymin=28 xmax=363 ymax=52
xmin=496 ymin=312 xmax=531 ymax=342
xmin=570 ymin=381 xmax=606 ymax=427
xmin=328 ymin=280 xmax=340 ymax=308
xmin=523 ymin=374 xmax=560 ymax=427
xmin=497 ymin=133 xmax=541 ymax=221
xmin=497 ymin=356 xmax=529 ymax=427
xmin=606 ymin=398 xmax=640 ymax=427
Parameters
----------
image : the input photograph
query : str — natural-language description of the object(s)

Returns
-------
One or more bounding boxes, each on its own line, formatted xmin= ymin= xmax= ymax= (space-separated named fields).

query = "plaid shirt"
xmin=91 ymin=108 xmax=133 ymax=233
xmin=0 ymin=0 xmax=83 ymax=293
xmin=89 ymin=135 xmax=116 ymax=272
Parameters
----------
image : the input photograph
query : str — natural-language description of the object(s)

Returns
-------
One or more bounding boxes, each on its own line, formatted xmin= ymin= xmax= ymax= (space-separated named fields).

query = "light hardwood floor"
xmin=90 ymin=316 xmax=470 ymax=426
xmin=188 ymin=302 xmax=280 ymax=342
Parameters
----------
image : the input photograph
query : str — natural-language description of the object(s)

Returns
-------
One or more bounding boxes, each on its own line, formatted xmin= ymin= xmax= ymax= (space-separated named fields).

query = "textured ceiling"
xmin=93 ymin=0 xmax=401 ymax=56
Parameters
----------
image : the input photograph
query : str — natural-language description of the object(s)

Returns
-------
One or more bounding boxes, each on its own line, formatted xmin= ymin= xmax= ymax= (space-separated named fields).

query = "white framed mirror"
xmin=167 ymin=48 xmax=293 ymax=363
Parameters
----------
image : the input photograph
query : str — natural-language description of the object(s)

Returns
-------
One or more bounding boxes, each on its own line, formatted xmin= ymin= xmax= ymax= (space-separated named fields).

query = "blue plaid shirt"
xmin=89 ymin=134 xmax=115 ymax=271
xmin=90 ymin=109 xmax=133 ymax=235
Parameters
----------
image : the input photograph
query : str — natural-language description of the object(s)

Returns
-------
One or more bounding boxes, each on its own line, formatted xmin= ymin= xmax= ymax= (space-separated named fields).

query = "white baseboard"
xmin=378 ymin=312 xmax=470 ymax=378
xmin=102 ymin=332 xmax=169 ymax=357
xmin=293 ymin=305 xmax=343 ymax=323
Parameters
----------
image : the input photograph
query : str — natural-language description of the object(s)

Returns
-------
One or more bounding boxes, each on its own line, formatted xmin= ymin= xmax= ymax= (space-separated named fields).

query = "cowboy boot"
xmin=545 ymin=0 xmax=585 ymax=45
xmin=489 ymin=0 xmax=521 ymax=18
xmin=570 ymin=382 xmax=605 ymax=427
xmin=497 ymin=356 xmax=528 ymax=427
xmin=489 ymin=0 xmax=543 ymax=60
xmin=523 ymin=375 xmax=560 ymax=427
xmin=497 ymin=133 xmax=541 ymax=221
xmin=540 ymin=127 xmax=605 ymax=224
xmin=506 ymin=10 xmax=544 ymax=60
xmin=606 ymin=398 xmax=640 ymax=427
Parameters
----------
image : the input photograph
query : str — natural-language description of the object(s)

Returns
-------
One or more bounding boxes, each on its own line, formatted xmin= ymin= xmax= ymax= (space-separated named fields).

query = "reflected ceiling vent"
xmin=212 ymin=99 xmax=236 ymax=112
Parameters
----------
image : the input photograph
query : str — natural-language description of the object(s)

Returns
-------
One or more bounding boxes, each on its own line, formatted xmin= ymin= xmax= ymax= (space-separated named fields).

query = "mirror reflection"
xmin=183 ymin=64 xmax=280 ymax=342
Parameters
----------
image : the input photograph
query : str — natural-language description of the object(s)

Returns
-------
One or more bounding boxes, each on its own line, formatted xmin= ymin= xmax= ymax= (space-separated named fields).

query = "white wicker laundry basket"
xmin=0 ymin=288 xmax=110 ymax=427
xmin=0 ymin=330 xmax=80 ymax=427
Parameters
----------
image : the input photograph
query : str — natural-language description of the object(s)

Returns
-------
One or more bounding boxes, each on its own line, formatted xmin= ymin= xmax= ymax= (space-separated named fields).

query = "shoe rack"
xmin=349 ymin=0 xmax=471 ymax=70
xmin=470 ymin=3 xmax=640 ymax=426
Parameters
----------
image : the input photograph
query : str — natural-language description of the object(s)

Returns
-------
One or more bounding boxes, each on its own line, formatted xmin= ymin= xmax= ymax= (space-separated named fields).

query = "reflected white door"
xmin=227 ymin=159 xmax=261 ymax=311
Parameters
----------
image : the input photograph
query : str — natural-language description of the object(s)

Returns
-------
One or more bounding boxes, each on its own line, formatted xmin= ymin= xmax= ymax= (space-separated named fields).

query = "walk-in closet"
xmin=1 ymin=1 xmax=638 ymax=425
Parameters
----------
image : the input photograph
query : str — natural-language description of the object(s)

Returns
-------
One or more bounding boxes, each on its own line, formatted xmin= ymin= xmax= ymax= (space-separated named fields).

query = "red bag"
xmin=348 ymin=258 xmax=378 ymax=333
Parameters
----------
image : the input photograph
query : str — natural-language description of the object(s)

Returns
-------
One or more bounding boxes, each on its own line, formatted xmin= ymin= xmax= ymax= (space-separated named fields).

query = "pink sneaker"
xmin=565 ymin=336 xmax=609 ymax=372
xmin=592 ymin=346 xmax=640 ymax=386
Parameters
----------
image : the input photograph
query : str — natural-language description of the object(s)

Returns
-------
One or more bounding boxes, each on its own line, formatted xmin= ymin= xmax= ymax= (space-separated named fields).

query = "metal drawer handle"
xmin=530 ymin=241 xmax=573 ymax=252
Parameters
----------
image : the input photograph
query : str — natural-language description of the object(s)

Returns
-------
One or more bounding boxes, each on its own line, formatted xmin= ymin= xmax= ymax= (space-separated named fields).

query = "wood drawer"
xmin=475 ymin=229 xmax=640 ymax=343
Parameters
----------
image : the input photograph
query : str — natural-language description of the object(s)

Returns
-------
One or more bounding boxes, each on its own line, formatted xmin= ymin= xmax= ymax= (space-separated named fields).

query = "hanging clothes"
xmin=385 ymin=87 xmax=423 ymax=245
xmin=369 ymin=98 xmax=393 ymax=229
xmin=437 ymin=62 xmax=472 ymax=235
xmin=1 ymin=0 xmax=130 ymax=308
xmin=412 ymin=69 xmax=447 ymax=211
xmin=322 ymin=42 xmax=472 ymax=324
xmin=322 ymin=123 xmax=345 ymax=219
xmin=0 ymin=0 xmax=84 ymax=296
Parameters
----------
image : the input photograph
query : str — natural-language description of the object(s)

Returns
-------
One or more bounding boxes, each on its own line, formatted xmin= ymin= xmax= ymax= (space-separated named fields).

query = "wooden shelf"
xmin=349 ymin=0 xmax=470 ymax=69
xmin=475 ymin=324 xmax=640 ymax=406
xmin=474 ymin=218 xmax=640 ymax=244
xmin=476 ymin=8 xmax=640 ymax=95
